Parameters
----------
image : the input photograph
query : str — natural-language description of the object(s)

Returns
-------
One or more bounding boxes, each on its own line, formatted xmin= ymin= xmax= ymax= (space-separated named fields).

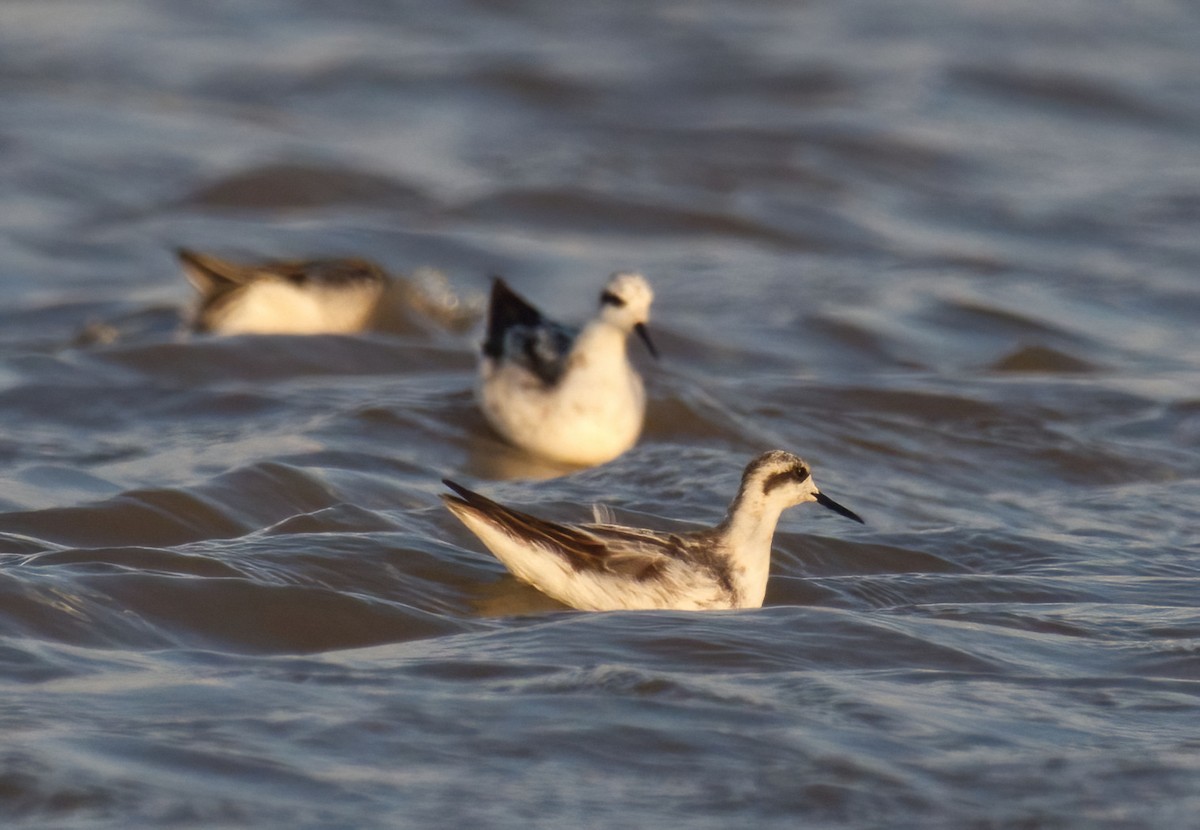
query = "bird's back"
xmin=482 ymin=278 xmax=578 ymax=386
xmin=442 ymin=480 xmax=738 ymax=610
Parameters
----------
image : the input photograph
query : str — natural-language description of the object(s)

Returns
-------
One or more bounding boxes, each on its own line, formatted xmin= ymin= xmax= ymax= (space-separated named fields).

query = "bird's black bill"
xmin=815 ymin=491 xmax=865 ymax=524
xmin=634 ymin=322 xmax=659 ymax=359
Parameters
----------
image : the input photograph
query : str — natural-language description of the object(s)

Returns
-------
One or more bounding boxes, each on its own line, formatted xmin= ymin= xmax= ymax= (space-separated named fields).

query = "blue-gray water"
xmin=2 ymin=1 xmax=1199 ymax=827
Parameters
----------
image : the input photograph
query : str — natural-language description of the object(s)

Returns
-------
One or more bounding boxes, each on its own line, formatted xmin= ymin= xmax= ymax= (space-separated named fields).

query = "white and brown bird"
xmin=178 ymin=248 xmax=477 ymax=336
xmin=442 ymin=450 xmax=864 ymax=611
xmin=179 ymin=248 xmax=391 ymax=335
xmin=477 ymin=273 xmax=658 ymax=467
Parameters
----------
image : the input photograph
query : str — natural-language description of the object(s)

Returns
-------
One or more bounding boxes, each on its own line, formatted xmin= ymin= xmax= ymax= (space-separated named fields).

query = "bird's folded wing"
xmin=443 ymin=480 xmax=673 ymax=580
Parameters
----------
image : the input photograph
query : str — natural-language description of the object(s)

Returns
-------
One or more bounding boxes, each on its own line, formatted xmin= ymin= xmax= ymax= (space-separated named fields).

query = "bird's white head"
xmin=597 ymin=272 xmax=657 ymax=357
xmin=735 ymin=450 xmax=864 ymax=522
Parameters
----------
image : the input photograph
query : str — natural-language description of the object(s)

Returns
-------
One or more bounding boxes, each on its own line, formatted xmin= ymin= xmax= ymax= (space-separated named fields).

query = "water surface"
xmin=1 ymin=1 xmax=1198 ymax=826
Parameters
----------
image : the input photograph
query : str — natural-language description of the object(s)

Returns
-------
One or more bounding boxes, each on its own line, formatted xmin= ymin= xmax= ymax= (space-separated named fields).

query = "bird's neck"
xmin=570 ymin=319 xmax=630 ymax=372
xmin=715 ymin=492 xmax=786 ymax=605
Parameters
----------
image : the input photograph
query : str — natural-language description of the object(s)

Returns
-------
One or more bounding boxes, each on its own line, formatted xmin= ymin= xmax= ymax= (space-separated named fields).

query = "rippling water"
xmin=2 ymin=1 xmax=1199 ymax=826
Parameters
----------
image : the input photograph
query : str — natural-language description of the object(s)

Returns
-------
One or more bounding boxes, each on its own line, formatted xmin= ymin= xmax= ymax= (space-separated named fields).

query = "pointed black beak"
xmin=633 ymin=322 xmax=659 ymax=359
xmin=815 ymin=491 xmax=865 ymax=524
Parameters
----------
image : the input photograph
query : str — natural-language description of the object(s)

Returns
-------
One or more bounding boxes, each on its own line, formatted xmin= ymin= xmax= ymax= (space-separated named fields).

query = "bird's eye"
xmin=793 ymin=465 xmax=810 ymax=482
xmin=600 ymin=290 xmax=626 ymax=308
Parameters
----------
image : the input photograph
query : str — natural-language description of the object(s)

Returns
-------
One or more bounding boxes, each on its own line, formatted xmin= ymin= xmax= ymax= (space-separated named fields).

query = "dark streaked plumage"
xmin=441 ymin=450 xmax=864 ymax=611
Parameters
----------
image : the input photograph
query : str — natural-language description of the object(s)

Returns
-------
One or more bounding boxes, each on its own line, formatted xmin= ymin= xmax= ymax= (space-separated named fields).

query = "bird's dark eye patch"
xmin=762 ymin=470 xmax=790 ymax=494
xmin=762 ymin=465 xmax=811 ymax=495
xmin=600 ymin=290 xmax=626 ymax=308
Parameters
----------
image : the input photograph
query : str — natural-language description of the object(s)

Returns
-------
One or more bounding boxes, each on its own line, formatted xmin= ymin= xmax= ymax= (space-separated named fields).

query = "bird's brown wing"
xmin=442 ymin=479 xmax=676 ymax=582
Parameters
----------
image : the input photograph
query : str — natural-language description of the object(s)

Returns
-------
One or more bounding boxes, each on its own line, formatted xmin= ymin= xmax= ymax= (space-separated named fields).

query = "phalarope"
xmin=477 ymin=273 xmax=658 ymax=466
xmin=179 ymin=248 xmax=481 ymax=336
xmin=442 ymin=450 xmax=864 ymax=611
xmin=179 ymin=248 xmax=391 ymax=335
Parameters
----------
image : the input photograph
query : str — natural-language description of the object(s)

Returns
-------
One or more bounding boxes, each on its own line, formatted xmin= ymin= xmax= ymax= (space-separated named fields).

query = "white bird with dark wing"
xmin=442 ymin=450 xmax=865 ymax=611
xmin=477 ymin=273 xmax=658 ymax=467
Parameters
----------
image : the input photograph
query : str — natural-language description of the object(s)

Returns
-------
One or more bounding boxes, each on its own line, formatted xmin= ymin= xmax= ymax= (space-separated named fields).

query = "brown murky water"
xmin=2 ymin=1 xmax=1198 ymax=826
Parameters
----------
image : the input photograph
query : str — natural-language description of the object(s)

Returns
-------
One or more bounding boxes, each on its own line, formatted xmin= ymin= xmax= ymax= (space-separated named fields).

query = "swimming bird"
xmin=179 ymin=248 xmax=481 ymax=336
xmin=179 ymin=248 xmax=391 ymax=335
xmin=477 ymin=273 xmax=658 ymax=466
xmin=441 ymin=450 xmax=864 ymax=611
